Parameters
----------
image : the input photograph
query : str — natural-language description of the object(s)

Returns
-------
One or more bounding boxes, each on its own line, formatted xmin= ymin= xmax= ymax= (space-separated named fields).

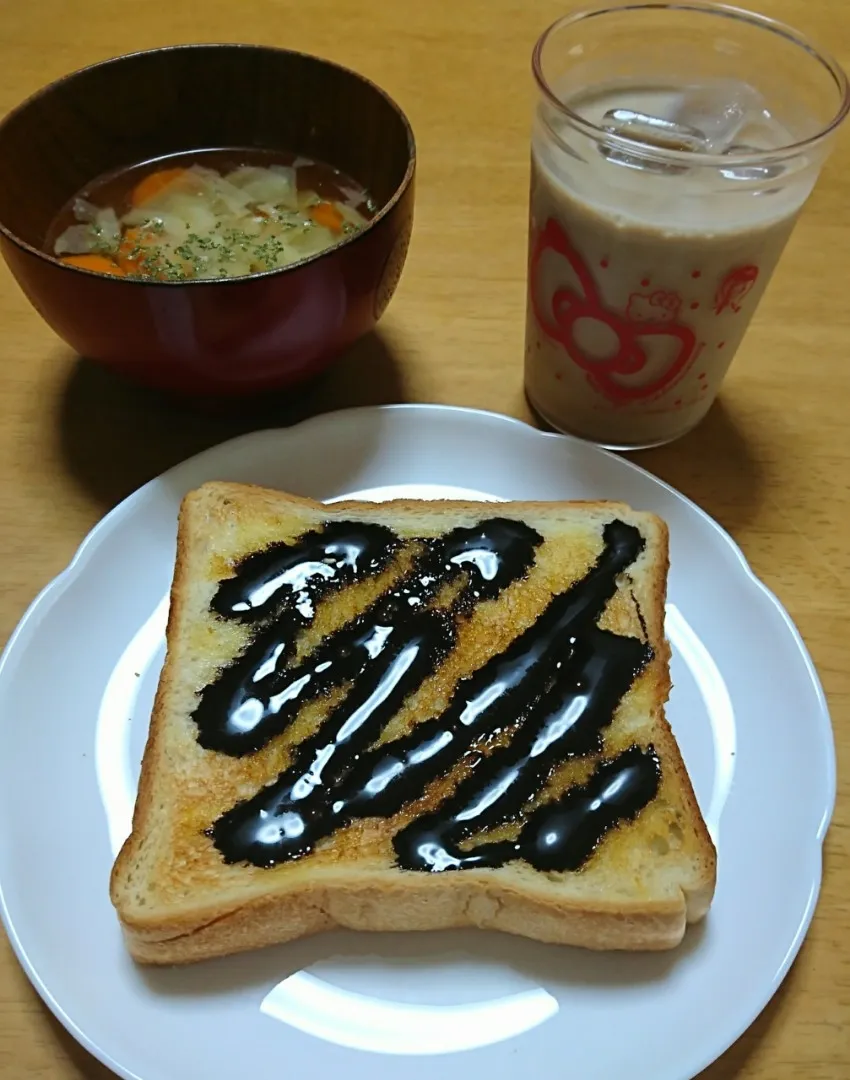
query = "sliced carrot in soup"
xmin=130 ymin=167 xmax=192 ymax=207
xmin=308 ymin=201 xmax=344 ymax=232
xmin=60 ymin=254 xmax=125 ymax=276
xmin=116 ymin=227 xmax=144 ymax=272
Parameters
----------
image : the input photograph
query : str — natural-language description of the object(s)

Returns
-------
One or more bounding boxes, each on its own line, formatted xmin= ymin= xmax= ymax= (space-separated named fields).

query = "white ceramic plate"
xmin=0 ymin=404 xmax=833 ymax=1080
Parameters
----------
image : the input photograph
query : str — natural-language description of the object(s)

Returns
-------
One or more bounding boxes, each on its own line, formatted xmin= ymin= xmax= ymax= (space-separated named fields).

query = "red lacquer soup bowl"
xmin=0 ymin=44 xmax=415 ymax=395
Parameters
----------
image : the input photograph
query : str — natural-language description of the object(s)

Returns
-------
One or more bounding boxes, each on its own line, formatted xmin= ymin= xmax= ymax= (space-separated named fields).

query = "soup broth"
xmin=46 ymin=148 xmax=375 ymax=281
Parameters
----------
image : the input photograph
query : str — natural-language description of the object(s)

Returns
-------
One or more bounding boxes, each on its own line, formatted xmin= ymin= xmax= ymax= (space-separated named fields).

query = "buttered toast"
xmin=110 ymin=482 xmax=716 ymax=964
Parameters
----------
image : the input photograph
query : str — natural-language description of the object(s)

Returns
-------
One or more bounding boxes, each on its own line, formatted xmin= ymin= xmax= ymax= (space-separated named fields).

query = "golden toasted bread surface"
xmin=110 ymin=482 xmax=716 ymax=964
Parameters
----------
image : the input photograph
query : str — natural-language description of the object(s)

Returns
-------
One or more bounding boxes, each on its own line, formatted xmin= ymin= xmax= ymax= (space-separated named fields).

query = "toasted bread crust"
xmin=122 ymin=875 xmax=691 ymax=964
xmin=111 ymin=482 xmax=717 ymax=964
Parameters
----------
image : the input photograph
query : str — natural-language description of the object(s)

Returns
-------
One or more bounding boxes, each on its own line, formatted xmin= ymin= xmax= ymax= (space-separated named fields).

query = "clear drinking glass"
xmin=524 ymin=2 xmax=849 ymax=449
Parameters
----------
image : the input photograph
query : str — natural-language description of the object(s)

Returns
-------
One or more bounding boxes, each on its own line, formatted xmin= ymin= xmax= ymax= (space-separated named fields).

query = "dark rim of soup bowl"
xmin=0 ymin=42 xmax=416 ymax=286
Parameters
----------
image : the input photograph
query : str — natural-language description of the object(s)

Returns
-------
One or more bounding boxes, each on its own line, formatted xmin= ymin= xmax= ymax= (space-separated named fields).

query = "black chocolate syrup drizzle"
xmin=391 ymin=630 xmax=656 ymax=871
xmin=195 ymin=519 xmax=542 ymax=756
xmin=194 ymin=521 xmax=400 ymax=754
xmin=208 ymin=518 xmax=660 ymax=873
xmin=212 ymin=521 xmax=400 ymax=624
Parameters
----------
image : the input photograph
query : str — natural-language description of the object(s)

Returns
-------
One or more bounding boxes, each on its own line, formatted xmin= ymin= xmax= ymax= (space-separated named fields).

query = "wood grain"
xmin=0 ymin=1 xmax=847 ymax=1077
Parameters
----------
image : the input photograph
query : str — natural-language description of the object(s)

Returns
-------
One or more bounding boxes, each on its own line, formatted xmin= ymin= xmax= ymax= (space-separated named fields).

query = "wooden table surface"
xmin=0 ymin=1 xmax=847 ymax=1076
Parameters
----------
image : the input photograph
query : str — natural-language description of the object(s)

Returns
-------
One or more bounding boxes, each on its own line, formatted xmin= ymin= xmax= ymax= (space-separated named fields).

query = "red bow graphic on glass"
xmin=531 ymin=218 xmax=696 ymax=404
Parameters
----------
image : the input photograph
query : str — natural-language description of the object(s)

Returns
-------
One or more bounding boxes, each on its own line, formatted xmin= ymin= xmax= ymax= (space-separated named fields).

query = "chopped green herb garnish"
xmin=52 ymin=163 xmax=374 ymax=281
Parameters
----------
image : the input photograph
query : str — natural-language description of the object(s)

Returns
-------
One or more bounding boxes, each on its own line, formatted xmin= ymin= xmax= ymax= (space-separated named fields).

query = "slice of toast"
xmin=110 ymin=481 xmax=716 ymax=964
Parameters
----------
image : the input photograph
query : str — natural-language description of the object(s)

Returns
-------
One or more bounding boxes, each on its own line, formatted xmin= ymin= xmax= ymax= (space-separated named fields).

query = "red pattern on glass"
xmin=626 ymin=290 xmax=682 ymax=323
xmin=714 ymin=265 xmax=759 ymax=314
xmin=531 ymin=218 xmax=696 ymax=404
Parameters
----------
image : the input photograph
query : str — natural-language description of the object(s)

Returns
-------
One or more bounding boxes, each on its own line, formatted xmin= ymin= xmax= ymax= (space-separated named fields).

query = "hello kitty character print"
xmin=530 ymin=218 xmax=697 ymax=405
xmin=626 ymin=290 xmax=682 ymax=323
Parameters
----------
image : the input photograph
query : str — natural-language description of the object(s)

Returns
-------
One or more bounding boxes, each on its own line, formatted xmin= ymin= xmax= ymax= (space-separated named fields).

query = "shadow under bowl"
xmin=0 ymin=43 xmax=415 ymax=396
